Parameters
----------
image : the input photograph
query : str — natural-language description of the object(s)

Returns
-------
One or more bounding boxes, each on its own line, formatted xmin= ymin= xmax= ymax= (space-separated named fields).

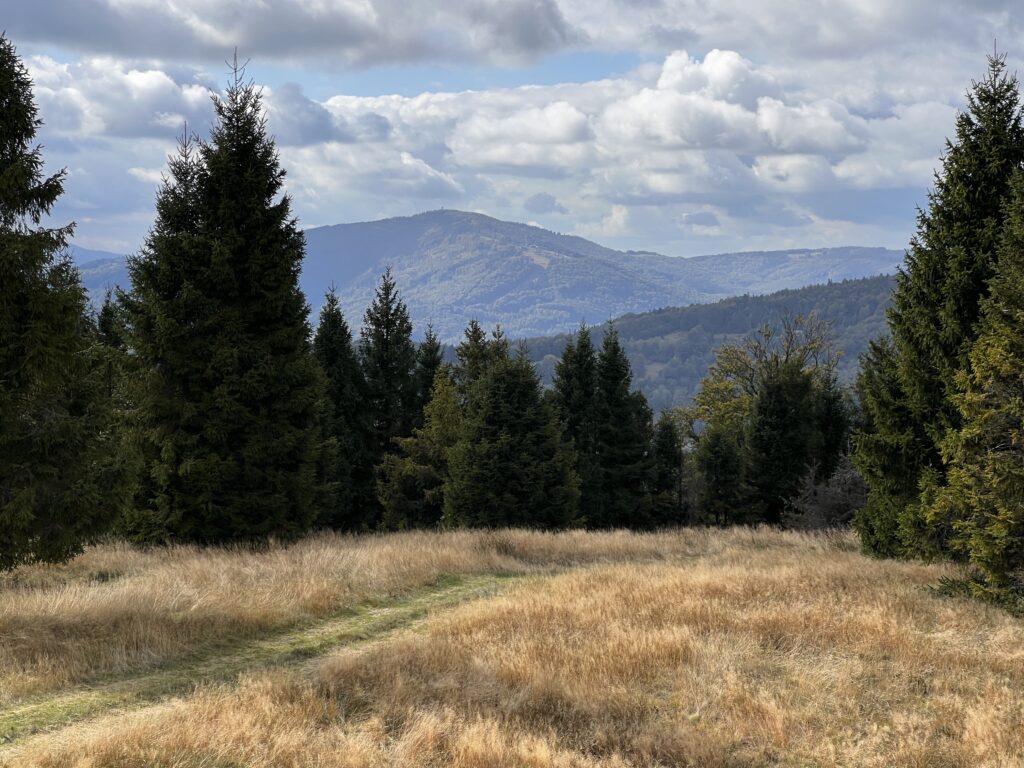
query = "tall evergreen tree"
xmin=877 ymin=53 xmax=1024 ymax=557
xmin=379 ymin=369 xmax=462 ymax=530
xmin=313 ymin=289 xmax=375 ymax=530
xmin=592 ymin=324 xmax=654 ymax=528
xmin=551 ymin=324 xmax=602 ymax=523
xmin=934 ymin=173 xmax=1024 ymax=594
xmin=650 ymin=412 xmax=684 ymax=526
xmin=852 ymin=338 xmax=926 ymax=557
xmin=453 ymin=320 xmax=508 ymax=400
xmin=443 ymin=352 xmax=578 ymax=529
xmin=745 ymin=359 xmax=816 ymax=525
xmin=695 ymin=426 xmax=744 ymax=526
xmin=413 ymin=324 xmax=444 ymax=425
xmin=359 ymin=268 xmax=418 ymax=465
xmin=0 ymin=34 xmax=126 ymax=568
xmin=126 ymin=66 xmax=324 ymax=542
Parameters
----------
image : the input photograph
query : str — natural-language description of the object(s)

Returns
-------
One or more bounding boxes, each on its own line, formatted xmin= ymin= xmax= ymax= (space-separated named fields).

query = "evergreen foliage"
xmin=414 ymin=324 xmax=444 ymax=423
xmin=650 ymin=413 xmax=684 ymax=525
xmin=551 ymin=324 xmax=601 ymax=522
xmin=453 ymin=319 xmax=509 ymax=399
xmin=0 ymin=34 xmax=126 ymax=568
xmin=125 ymin=67 xmax=324 ymax=543
xmin=379 ymin=369 xmax=462 ymax=530
xmin=687 ymin=316 xmax=849 ymax=526
xmin=313 ymin=289 xmax=375 ymax=530
xmin=694 ymin=426 xmax=744 ymax=526
xmin=933 ymin=173 xmax=1024 ymax=594
xmin=591 ymin=324 xmax=655 ymax=528
xmin=851 ymin=338 xmax=926 ymax=557
xmin=875 ymin=54 xmax=1024 ymax=557
xmin=443 ymin=352 xmax=578 ymax=529
xmin=359 ymin=268 xmax=418 ymax=460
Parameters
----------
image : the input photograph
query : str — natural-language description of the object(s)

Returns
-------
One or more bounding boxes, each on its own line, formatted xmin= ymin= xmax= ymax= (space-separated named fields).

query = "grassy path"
xmin=0 ymin=573 xmax=516 ymax=748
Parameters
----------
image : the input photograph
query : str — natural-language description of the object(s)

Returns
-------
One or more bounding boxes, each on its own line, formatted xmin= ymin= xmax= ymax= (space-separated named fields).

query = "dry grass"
xmin=5 ymin=527 xmax=1023 ymax=767
xmin=0 ymin=527 xmax=720 ymax=705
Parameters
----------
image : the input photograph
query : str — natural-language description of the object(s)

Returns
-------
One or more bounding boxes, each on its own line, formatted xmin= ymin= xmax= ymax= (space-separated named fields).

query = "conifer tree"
xmin=0 ymin=34 xmax=126 ymax=567
xmin=934 ymin=173 xmax=1024 ymax=594
xmin=651 ymin=413 xmax=684 ymax=526
xmin=379 ymin=369 xmax=462 ymax=529
xmin=593 ymin=324 xmax=654 ymax=528
xmin=313 ymin=289 xmax=375 ymax=529
xmin=852 ymin=338 xmax=925 ymax=557
xmin=126 ymin=66 xmax=324 ymax=542
xmin=453 ymin=320 xmax=508 ymax=399
xmin=745 ymin=360 xmax=816 ymax=524
xmin=413 ymin=324 xmax=444 ymax=425
xmin=551 ymin=324 xmax=601 ymax=522
xmin=359 ymin=268 xmax=418 ymax=469
xmin=443 ymin=351 xmax=578 ymax=529
xmin=695 ymin=426 xmax=744 ymax=526
xmin=875 ymin=53 xmax=1024 ymax=557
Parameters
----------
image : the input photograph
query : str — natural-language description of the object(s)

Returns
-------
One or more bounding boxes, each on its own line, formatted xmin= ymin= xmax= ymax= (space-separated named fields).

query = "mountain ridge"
xmin=71 ymin=209 xmax=902 ymax=341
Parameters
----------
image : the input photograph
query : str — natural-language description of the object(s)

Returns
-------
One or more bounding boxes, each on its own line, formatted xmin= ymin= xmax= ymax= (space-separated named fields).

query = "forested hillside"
xmin=528 ymin=274 xmax=895 ymax=411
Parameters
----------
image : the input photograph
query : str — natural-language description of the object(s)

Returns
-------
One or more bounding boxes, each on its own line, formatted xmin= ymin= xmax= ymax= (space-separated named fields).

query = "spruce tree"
xmin=126 ymin=67 xmax=324 ymax=542
xmin=593 ymin=324 xmax=654 ymax=528
xmin=878 ymin=53 xmax=1024 ymax=557
xmin=413 ymin=324 xmax=444 ymax=425
xmin=359 ymin=268 xmax=418 ymax=465
xmin=379 ymin=369 xmax=462 ymax=529
xmin=453 ymin=319 xmax=508 ymax=399
xmin=313 ymin=289 xmax=375 ymax=530
xmin=443 ymin=351 xmax=578 ymax=529
xmin=650 ymin=412 xmax=684 ymax=526
xmin=745 ymin=360 xmax=816 ymax=525
xmin=551 ymin=324 xmax=601 ymax=523
xmin=695 ymin=426 xmax=744 ymax=526
xmin=0 ymin=34 xmax=125 ymax=568
xmin=852 ymin=338 xmax=926 ymax=557
xmin=934 ymin=173 xmax=1024 ymax=594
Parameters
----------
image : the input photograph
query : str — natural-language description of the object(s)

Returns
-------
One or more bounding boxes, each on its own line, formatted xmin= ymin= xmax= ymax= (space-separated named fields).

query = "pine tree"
xmin=359 ymin=268 xmax=418 ymax=466
xmin=650 ymin=412 xmax=684 ymax=526
xmin=879 ymin=53 xmax=1024 ymax=557
xmin=126 ymin=66 xmax=324 ymax=542
xmin=592 ymin=324 xmax=654 ymax=528
xmin=443 ymin=352 xmax=578 ymax=529
xmin=551 ymin=324 xmax=601 ymax=523
xmin=379 ymin=369 xmax=462 ymax=529
xmin=934 ymin=172 xmax=1024 ymax=594
xmin=313 ymin=289 xmax=375 ymax=530
xmin=0 ymin=34 xmax=126 ymax=568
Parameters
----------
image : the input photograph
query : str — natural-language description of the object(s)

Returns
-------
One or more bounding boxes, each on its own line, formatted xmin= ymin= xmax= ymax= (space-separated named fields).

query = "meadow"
xmin=1 ymin=528 xmax=1021 ymax=767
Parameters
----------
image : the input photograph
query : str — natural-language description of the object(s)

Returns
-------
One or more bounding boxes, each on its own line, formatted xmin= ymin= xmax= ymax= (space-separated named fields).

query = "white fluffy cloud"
xmin=18 ymin=0 xmax=1020 ymax=255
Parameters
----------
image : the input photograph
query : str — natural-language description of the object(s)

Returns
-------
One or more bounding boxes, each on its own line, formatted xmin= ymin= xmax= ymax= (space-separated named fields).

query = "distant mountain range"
xmin=71 ymin=209 xmax=902 ymax=341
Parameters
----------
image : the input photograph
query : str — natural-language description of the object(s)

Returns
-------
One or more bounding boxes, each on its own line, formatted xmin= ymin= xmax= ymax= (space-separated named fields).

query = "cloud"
xmin=26 ymin=38 xmax=983 ymax=255
xmin=524 ymin=192 xmax=568 ymax=214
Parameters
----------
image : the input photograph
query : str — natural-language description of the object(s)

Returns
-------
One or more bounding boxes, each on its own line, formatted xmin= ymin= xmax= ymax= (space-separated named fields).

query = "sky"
xmin=8 ymin=1 xmax=1023 ymax=257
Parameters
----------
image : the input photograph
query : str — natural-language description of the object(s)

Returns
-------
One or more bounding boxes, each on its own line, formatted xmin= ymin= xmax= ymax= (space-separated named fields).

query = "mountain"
xmin=303 ymin=210 xmax=901 ymax=341
xmin=525 ymin=274 xmax=896 ymax=412
xmin=69 ymin=210 xmax=902 ymax=340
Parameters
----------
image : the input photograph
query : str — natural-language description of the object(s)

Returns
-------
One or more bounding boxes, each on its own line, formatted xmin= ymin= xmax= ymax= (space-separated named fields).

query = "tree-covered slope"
xmin=526 ymin=275 xmax=896 ymax=411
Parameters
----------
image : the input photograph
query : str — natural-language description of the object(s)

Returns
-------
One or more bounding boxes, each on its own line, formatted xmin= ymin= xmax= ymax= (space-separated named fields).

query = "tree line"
xmin=0 ymin=36 xmax=689 ymax=565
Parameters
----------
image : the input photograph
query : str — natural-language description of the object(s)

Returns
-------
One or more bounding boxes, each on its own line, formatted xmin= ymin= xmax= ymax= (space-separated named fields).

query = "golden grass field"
xmin=1 ymin=527 xmax=1022 ymax=767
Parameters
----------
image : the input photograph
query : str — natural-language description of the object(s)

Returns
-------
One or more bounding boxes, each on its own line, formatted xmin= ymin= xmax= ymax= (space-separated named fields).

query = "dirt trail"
xmin=0 ymin=573 xmax=516 ymax=750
